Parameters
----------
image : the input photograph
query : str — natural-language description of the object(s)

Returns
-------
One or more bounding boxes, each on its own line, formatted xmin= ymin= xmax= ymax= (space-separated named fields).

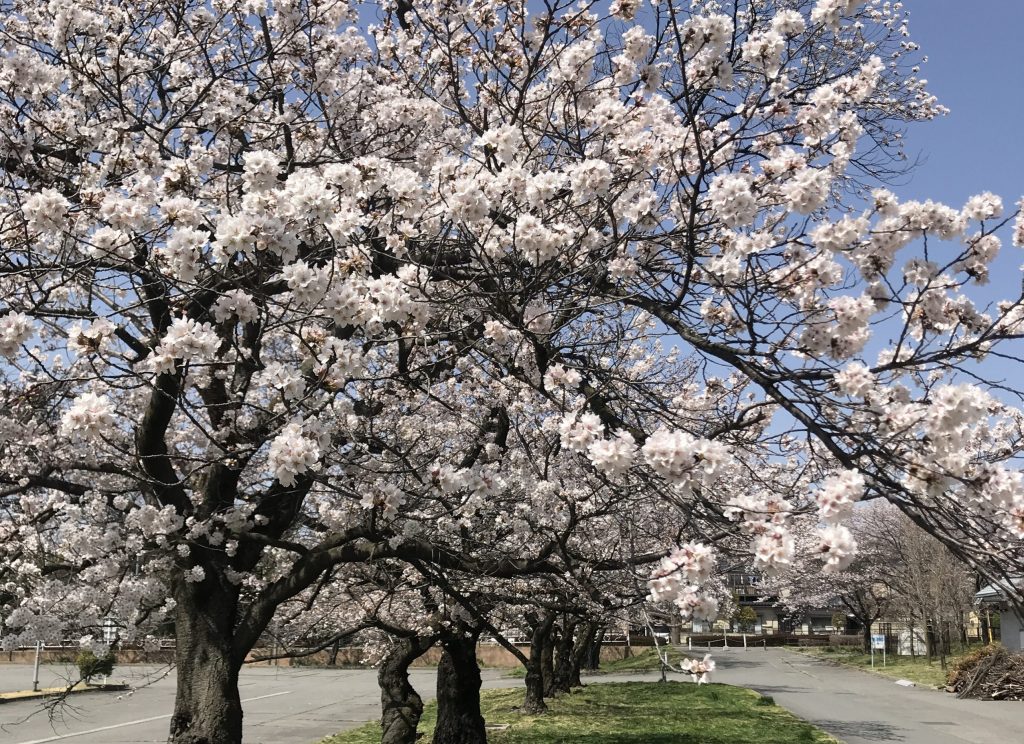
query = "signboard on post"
xmin=870 ymin=634 xmax=886 ymax=667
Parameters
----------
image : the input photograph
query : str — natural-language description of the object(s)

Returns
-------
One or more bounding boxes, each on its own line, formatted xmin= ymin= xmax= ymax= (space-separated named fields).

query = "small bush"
xmin=76 ymin=650 xmax=115 ymax=682
xmin=757 ymin=695 xmax=775 ymax=706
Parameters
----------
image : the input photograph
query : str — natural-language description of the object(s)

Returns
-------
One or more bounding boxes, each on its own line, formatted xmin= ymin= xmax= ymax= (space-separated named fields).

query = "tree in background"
xmin=771 ymin=502 xmax=980 ymax=657
xmin=831 ymin=611 xmax=847 ymax=634
xmin=866 ymin=504 xmax=978 ymax=664
xmin=768 ymin=506 xmax=896 ymax=652
xmin=733 ymin=605 xmax=759 ymax=632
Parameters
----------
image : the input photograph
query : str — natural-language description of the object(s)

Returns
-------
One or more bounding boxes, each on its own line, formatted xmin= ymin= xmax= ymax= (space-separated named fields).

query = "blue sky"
xmin=902 ymin=0 xmax=1024 ymax=205
xmin=901 ymin=0 xmax=1024 ymax=304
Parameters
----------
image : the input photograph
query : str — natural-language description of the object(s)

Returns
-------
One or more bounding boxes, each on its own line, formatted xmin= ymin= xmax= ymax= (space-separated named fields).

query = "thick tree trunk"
xmin=582 ymin=627 xmax=605 ymax=671
xmin=568 ymin=621 xmax=598 ymax=688
xmin=568 ymin=654 xmax=583 ymax=689
xmin=548 ymin=619 xmax=578 ymax=696
xmin=522 ymin=664 xmax=546 ymax=715
xmin=168 ymin=578 xmax=244 ymax=744
xmin=379 ymin=636 xmax=433 ymax=744
xmin=540 ymin=632 xmax=555 ymax=696
xmin=432 ymin=633 xmax=486 ymax=744
xmin=861 ymin=623 xmax=872 ymax=654
xmin=521 ymin=613 xmax=554 ymax=714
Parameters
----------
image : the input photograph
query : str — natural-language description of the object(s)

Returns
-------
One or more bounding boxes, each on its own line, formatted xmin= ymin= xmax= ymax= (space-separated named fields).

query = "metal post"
xmin=724 ymin=632 xmax=728 ymax=649
xmin=32 ymin=640 xmax=42 ymax=692
xmin=743 ymin=634 xmax=747 ymax=650
xmin=687 ymin=637 xmax=692 ymax=651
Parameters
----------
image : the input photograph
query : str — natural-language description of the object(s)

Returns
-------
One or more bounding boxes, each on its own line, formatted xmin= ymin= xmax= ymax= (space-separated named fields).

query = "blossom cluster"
xmin=815 ymin=470 xmax=865 ymax=524
xmin=641 ymin=429 xmax=733 ymax=495
xmin=60 ymin=393 xmax=116 ymax=442
xmin=0 ymin=312 xmax=34 ymax=357
xmin=648 ymin=542 xmax=719 ymax=621
xmin=681 ymin=653 xmax=716 ymax=684
xmin=267 ymin=423 xmax=321 ymax=487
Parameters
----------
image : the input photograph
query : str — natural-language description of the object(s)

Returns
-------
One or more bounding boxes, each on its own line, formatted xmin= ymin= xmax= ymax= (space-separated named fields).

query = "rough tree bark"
xmin=379 ymin=635 xmax=435 ymax=744
xmin=568 ymin=620 xmax=599 ymax=688
xmin=522 ymin=613 xmax=555 ymax=714
xmin=540 ymin=629 xmax=555 ymax=697
xmin=432 ymin=631 xmax=486 ymax=744
xmin=582 ymin=626 xmax=605 ymax=671
xmin=167 ymin=576 xmax=244 ymax=744
xmin=548 ymin=618 xmax=579 ymax=696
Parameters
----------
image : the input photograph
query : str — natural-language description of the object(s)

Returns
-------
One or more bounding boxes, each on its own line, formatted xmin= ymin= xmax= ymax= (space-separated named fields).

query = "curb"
xmin=0 ymin=682 xmax=130 ymax=704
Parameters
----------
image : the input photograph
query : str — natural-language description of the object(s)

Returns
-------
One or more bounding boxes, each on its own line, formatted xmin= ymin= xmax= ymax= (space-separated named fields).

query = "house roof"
xmin=975 ymin=578 xmax=1023 ymax=602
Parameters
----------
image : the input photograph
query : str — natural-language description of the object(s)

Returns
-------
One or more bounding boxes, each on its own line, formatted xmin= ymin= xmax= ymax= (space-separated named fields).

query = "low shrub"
xmin=76 ymin=649 xmax=116 ymax=682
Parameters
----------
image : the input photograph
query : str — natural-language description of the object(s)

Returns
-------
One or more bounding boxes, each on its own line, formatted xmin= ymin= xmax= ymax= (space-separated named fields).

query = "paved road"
xmin=710 ymin=647 xmax=1024 ymax=744
xmin=0 ymin=663 xmax=518 ymax=744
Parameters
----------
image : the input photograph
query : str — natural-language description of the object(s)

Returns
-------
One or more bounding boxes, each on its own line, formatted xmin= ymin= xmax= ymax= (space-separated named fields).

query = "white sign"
xmin=871 ymin=634 xmax=886 ymax=650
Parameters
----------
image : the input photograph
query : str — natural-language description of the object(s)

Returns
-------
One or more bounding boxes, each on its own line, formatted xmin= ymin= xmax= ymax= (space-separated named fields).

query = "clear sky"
xmin=900 ymin=0 xmax=1024 ymax=305
xmin=901 ymin=0 xmax=1024 ymax=205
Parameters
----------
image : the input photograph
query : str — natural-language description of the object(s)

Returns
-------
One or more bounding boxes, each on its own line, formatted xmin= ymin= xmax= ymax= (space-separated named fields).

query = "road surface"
xmin=0 ymin=663 xmax=511 ymax=744
xmin=711 ymin=647 xmax=1024 ymax=744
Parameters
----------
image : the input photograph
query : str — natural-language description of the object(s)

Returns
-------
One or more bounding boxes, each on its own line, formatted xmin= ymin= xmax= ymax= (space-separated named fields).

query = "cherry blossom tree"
xmin=766 ymin=508 xmax=896 ymax=651
xmin=859 ymin=502 xmax=977 ymax=661
xmin=2 ymin=1 xmax=1024 ymax=744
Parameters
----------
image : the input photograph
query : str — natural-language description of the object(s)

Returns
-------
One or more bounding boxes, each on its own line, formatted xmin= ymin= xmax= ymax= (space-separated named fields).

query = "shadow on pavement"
xmin=740 ymin=684 xmax=814 ymax=695
xmin=813 ymin=719 xmax=906 ymax=742
xmin=711 ymin=659 xmax=775 ymax=669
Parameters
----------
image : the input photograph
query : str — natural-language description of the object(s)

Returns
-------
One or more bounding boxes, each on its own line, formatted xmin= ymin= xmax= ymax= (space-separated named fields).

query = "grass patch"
xmin=798 ymin=646 xmax=969 ymax=688
xmin=320 ymin=681 xmax=837 ymax=744
xmin=596 ymin=646 xmax=689 ymax=674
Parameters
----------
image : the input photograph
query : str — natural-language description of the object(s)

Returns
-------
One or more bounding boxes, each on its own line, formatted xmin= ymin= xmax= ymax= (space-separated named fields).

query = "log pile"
xmin=947 ymin=644 xmax=1024 ymax=700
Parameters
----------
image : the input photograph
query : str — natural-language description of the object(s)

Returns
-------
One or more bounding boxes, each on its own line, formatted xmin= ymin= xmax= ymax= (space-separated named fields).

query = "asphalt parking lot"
xmin=0 ymin=663 xmax=515 ymax=744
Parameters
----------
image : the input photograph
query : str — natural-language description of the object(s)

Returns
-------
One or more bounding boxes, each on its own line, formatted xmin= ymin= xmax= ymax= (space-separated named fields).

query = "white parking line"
xmin=12 ymin=691 xmax=293 ymax=744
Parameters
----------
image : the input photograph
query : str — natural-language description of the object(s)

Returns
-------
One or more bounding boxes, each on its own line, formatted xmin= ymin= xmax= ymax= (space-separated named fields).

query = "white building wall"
xmin=1001 ymin=611 xmax=1023 ymax=650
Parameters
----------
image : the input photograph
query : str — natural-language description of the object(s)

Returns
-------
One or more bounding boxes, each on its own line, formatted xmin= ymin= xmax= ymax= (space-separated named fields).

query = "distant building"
xmin=975 ymin=581 xmax=1023 ymax=651
xmin=682 ymin=571 xmax=838 ymax=636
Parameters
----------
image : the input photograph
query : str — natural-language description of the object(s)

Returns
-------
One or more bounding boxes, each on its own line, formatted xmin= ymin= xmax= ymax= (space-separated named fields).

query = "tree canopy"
xmin=1 ymin=1 xmax=1022 ymax=742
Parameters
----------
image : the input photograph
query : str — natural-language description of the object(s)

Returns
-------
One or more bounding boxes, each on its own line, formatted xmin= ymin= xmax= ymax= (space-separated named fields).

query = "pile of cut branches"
xmin=947 ymin=644 xmax=1024 ymax=700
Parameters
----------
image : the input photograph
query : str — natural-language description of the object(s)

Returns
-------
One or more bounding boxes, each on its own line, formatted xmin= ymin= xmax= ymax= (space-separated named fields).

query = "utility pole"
xmin=32 ymin=640 xmax=42 ymax=692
